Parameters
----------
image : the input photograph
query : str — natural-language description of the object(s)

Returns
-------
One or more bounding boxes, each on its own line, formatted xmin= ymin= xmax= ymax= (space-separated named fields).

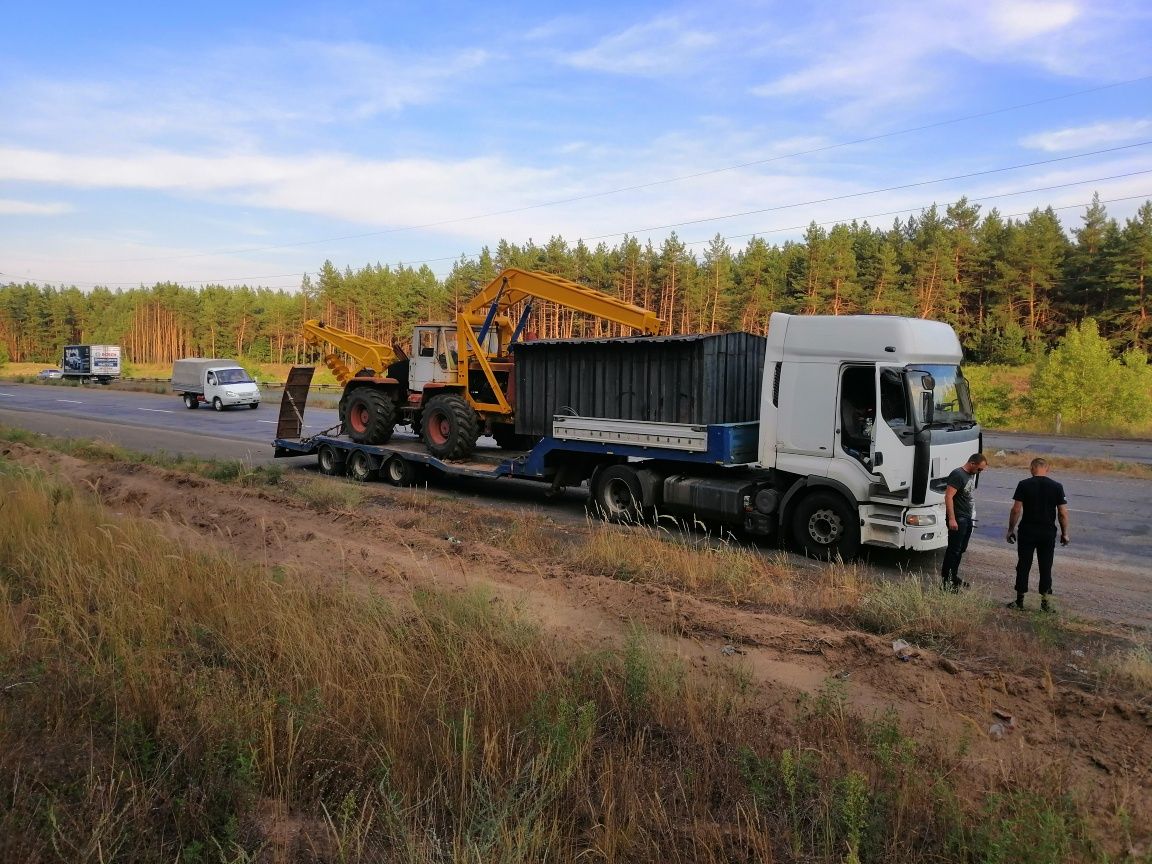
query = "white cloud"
xmin=1020 ymin=119 xmax=1152 ymax=151
xmin=562 ymin=16 xmax=719 ymax=75
xmin=0 ymin=198 xmax=71 ymax=215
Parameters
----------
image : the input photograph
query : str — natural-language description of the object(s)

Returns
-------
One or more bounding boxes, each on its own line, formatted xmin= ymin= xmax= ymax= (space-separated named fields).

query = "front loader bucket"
xmin=277 ymin=366 xmax=316 ymax=439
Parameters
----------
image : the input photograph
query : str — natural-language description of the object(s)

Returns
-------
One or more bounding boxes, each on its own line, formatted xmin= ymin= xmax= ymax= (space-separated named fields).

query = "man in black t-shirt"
xmin=941 ymin=453 xmax=988 ymax=592
xmin=1005 ymin=458 xmax=1069 ymax=612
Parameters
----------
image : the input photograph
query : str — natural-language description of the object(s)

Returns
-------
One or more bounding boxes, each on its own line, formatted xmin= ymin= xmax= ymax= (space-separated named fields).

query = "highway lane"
xmin=2 ymin=381 xmax=1150 ymax=568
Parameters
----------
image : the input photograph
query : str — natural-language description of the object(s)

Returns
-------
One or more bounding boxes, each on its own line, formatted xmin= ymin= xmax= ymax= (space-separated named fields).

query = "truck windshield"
xmin=907 ymin=365 xmax=976 ymax=430
xmin=215 ymin=368 xmax=254 ymax=385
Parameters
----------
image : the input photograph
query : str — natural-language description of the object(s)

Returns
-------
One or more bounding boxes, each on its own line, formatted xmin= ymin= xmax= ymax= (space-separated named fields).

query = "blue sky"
xmin=2 ymin=0 xmax=1151 ymax=290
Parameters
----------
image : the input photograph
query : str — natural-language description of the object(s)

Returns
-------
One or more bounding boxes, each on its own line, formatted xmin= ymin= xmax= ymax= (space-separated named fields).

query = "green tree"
xmin=1028 ymin=318 xmax=1152 ymax=428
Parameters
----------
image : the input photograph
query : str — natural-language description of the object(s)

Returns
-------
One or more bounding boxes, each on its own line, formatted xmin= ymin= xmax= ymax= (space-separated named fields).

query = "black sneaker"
xmin=1006 ymin=598 xmax=1024 ymax=610
xmin=1040 ymin=597 xmax=1053 ymax=613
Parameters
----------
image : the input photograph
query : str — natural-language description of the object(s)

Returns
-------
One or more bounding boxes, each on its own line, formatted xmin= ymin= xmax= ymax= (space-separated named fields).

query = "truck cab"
xmin=759 ymin=313 xmax=978 ymax=552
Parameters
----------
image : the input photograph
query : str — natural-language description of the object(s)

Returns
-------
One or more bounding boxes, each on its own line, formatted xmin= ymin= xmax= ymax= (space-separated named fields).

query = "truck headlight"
xmin=905 ymin=514 xmax=937 ymax=526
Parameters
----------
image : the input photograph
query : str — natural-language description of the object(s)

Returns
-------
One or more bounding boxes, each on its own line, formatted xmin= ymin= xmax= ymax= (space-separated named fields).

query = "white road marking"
xmin=0 ymin=392 xmax=14 ymax=397
xmin=983 ymin=497 xmax=1117 ymax=516
xmin=137 ymin=408 xmax=174 ymax=414
xmin=57 ymin=399 xmax=84 ymax=403
xmin=257 ymin=420 xmax=277 ymax=424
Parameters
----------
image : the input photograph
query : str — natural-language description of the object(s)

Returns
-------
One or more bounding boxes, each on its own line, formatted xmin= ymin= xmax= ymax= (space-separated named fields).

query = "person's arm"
xmin=945 ymin=485 xmax=958 ymax=531
xmin=1058 ymin=504 xmax=1070 ymax=545
xmin=1007 ymin=500 xmax=1022 ymax=542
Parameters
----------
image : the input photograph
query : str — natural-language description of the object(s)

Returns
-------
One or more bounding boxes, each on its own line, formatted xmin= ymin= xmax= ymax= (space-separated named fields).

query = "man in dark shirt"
xmin=941 ymin=453 xmax=988 ymax=592
xmin=1006 ymin=458 xmax=1069 ymax=611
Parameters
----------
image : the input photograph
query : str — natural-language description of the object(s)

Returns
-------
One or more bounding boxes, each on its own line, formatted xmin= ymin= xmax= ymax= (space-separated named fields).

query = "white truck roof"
xmin=766 ymin=312 xmax=963 ymax=366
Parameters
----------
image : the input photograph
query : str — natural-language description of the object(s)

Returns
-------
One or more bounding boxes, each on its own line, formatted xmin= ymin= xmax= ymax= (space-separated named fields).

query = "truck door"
xmin=871 ymin=366 xmax=916 ymax=494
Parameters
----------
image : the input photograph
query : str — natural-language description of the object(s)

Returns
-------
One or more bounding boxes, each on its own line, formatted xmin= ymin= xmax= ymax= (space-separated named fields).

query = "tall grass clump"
xmin=853 ymin=576 xmax=991 ymax=653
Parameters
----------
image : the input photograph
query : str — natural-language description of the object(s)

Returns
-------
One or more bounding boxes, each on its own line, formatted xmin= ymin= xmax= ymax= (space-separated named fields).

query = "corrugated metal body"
xmin=512 ymin=332 xmax=767 ymax=436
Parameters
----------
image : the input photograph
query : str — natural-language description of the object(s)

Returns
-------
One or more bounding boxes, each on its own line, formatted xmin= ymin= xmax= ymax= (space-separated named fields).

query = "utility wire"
xmin=59 ymin=74 xmax=1152 ymax=264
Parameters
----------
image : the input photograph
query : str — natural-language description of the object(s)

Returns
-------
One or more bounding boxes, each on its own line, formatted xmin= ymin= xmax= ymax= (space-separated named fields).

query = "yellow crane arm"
xmin=463 ymin=268 xmax=662 ymax=335
xmin=302 ymin=319 xmax=401 ymax=386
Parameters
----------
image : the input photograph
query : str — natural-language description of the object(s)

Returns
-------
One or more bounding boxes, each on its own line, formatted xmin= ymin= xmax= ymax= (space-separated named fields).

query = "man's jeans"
xmin=941 ymin=516 xmax=973 ymax=586
xmin=1015 ymin=528 xmax=1056 ymax=595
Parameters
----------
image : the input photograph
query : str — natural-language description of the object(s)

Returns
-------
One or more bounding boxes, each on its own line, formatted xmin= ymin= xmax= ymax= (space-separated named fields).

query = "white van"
xmin=171 ymin=358 xmax=261 ymax=410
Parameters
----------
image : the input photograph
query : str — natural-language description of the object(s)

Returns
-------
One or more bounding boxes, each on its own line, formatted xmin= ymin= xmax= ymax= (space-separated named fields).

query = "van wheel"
xmin=183 ymin=393 xmax=198 ymax=409
xmin=317 ymin=445 xmax=345 ymax=476
xmin=347 ymin=450 xmax=375 ymax=482
xmin=213 ymin=397 xmax=224 ymax=412
xmin=592 ymin=465 xmax=644 ymax=524
xmin=383 ymin=456 xmax=417 ymax=487
xmin=248 ymin=402 xmax=259 ymax=410
xmin=421 ymin=393 xmax=478 ymax=460
xmin=792 ymin=491 xmax=860 ymax=561
xmin=343 ymin=389 xmax=396 ymax=445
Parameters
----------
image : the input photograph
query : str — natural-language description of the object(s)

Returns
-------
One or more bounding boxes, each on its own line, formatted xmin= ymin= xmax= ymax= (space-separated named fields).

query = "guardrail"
xmin=122 ymin=377 xmax=344 ymax=393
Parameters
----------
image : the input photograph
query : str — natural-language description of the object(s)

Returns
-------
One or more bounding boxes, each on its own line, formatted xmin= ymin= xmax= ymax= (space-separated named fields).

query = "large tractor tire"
xmin=791 ymin=491 xmax=860 ymax=561
xmin=342 ymin=388 xmax=397 ymax=445
xmin=421 ymin=393 xmax=479 ymax=460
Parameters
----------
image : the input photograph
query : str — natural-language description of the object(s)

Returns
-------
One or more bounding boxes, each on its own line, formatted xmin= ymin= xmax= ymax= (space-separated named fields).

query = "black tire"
xmin=421 ymin=393 xmax=478 ymax=460
xmin=792 ymin=491 xmax=860 ymax=561
xmin=183 ymin=393 xmax=198 ymax=409
xmin=492 ymin=423 xmax=540 ymax=451
xmin=383 ymin=456 xmax=418 ymax=487
xmin=342 ymin=388 xmax=396 ymax=445
xmin=213 ymin=397 xmax=224 ymax=412
xmin=592 ymin=464 xmax=644 ymax=524
xmin=347 ymin=450 xmax=375 ymax=483
xmin=317 ymin=444 xmax=345 ymax=476
xmin=248 ymin=402 xmax=259 ymax=410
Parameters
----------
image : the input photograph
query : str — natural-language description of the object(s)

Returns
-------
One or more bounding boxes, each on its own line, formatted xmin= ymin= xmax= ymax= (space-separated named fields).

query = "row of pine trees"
xmin=1 ymin=196 xmax=1149 ymax=367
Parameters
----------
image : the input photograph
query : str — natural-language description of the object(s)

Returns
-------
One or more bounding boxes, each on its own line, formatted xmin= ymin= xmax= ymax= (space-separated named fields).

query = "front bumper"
xmin=859 ymin=502 xmax=947 ymax=551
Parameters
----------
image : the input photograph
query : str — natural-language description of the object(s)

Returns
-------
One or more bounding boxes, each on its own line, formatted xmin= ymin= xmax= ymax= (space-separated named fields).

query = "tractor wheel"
xmin=492 ymin=423 xmax=540 ymax=451
xmin=421 ymin=393 xmax=478 ymax=460
xmin=347 ymin=450 xmax=376 ymax=482
xmin=342 ymin=388 xmax=397 ymax=445
xmin=791 ymin=491 xmax=860 ymax=561
xmin=591 ymin=464 xmax=644 ymax=524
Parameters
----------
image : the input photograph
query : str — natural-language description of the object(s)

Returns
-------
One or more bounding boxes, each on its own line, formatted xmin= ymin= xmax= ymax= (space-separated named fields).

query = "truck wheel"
xmin=492 ymin=423 xmax=539 ymax=451
xmin=343 ymin=389 xmax=396 ymax=445
xmin=383 ymin=456 xmax=418 ymax=487
xmin=213 ymin=397 xmax=224 ymax=412
xmin=421 ymin=393 xmax=478 ymax=460
xmin=347 ymin=450 xmax=375 ymax=482
xmin=592 ymin=465 xmax=644 ymax=524
xmin=792 ymin=491 xmax=860 ymax=561
xmin=317 ymin=444 xmax=345 ymax=476
xmin=183 ymin=393 xmax=198 ymax=409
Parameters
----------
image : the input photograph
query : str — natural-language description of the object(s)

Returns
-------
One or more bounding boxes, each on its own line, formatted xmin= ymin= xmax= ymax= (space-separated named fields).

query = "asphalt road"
xmin=2 ymin=381 xmax=1150 ymax=569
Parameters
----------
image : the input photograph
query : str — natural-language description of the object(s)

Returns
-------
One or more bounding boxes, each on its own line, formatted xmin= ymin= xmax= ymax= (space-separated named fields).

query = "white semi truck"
xmin=274 ymin=312 xmax=980 ymax=559
xmin=172 ymin=358 xmax=261 ymax=411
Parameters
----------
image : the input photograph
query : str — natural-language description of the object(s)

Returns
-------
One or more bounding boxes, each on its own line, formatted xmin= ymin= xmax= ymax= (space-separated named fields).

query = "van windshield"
xmin=215 ymin=368 xmax=254 ymax=385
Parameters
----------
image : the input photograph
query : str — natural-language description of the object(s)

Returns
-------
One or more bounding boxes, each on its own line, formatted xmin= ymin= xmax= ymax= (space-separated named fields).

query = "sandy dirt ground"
xmin=4 ymin=441 xmax=1151 ymax=853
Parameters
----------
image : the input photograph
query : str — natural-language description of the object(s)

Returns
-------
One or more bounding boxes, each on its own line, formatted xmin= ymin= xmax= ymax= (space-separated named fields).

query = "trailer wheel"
xmin=592 ymin=465 xmax=644 ymax=524
xmin=421 ymin=393 xmax=478 ymax=460
xmin=347 ymin=450 xmax=375 ymax=482
xmin=213 ymin=397 xmax=224 ymax=412
xmin=383 ymin=455 xmax=418 ymax=487
xmin=792 ymin=491 xmax=860 ymax=561
xmin=317 ymin=444 xmax=345 ymax=476
xmin=183 ymin=393 xmax=198 ymax=409
xmin=343 ymin=389 xmax=396 ymax=445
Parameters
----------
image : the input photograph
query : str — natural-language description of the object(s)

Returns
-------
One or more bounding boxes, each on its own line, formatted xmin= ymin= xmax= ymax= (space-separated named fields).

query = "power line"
xmin=60 ymin=74 xmax=1152 ymax=264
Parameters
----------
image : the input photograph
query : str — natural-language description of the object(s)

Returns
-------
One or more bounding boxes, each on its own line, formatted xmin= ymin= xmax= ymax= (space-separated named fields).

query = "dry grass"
xmin=2 ymin=461 xmax=1135 ymax=862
